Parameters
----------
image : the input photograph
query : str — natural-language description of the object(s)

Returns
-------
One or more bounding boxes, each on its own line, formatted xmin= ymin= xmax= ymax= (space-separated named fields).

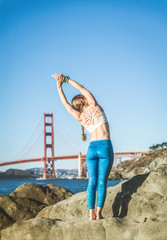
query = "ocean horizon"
xmin=0 ymin=178 xmax=122 ymax=196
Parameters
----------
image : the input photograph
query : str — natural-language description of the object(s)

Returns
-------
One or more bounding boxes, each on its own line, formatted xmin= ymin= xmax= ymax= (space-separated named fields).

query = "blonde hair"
xmin=71 ymin=94 xmax=87 ymax=141
xmin=71 ymin=94 xmax=84 ymax=112
xmin=81 ymin=125 xmax=86 ymax=141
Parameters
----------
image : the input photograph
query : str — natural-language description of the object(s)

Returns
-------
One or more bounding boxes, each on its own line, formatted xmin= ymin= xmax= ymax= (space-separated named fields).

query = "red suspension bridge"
xmin=0 ymin=114 xmax=148 ymax=179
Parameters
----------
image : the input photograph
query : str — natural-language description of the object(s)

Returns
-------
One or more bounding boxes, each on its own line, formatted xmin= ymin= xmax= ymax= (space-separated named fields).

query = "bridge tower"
xmin=43 ymin=113 xmax=55 ymax=179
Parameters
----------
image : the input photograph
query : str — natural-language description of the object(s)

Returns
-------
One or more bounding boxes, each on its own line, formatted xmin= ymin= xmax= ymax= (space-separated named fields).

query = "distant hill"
xmin=109 ymin=147 xmax=167 ymax=180
xmin=0 ymin=168 xmax=78 ymax=179
xmin=0 ymin=169 xmax=34 ymax=179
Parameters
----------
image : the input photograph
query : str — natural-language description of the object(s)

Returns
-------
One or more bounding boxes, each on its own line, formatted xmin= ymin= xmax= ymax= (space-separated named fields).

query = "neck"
xmin=81 ymin=105 xmax=88 ymax=113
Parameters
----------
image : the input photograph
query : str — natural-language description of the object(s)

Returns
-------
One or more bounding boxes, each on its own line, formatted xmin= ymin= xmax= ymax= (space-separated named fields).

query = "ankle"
xmin=97 ymin=211 xmax=102 ymax=216
xmin=97 ymin=212 xmax=102 ymax=216
xmin=89 ymin=209 xmax=95 ymax=215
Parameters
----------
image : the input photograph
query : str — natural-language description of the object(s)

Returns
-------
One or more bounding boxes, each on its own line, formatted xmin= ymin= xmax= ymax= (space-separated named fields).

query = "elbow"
xmin=61 ymin=99 xmax=68 ymax=106
xmin=63 ymin=101 xmax=70 ymax=109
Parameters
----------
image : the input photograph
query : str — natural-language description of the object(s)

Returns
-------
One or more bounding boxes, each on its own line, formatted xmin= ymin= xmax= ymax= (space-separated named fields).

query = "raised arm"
xmin=52 ymin=74 xmax=81 ymax=121
xmin=68 ymin=78 xmax=97 ymax=106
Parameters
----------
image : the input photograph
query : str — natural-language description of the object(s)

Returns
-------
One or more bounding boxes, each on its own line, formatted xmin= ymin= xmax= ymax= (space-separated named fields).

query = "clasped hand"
xmin=52 ymin=73 xmax=65 ymax=87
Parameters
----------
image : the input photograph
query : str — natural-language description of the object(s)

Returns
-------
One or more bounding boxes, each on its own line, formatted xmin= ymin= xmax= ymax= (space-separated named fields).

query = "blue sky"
xmin=0 ymin=0 xmax=167 ymax=171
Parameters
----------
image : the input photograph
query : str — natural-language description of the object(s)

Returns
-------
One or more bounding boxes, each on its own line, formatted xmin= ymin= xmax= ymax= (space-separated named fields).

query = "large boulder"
xmin=0 ymin=195 xmax=46 ymax=225
xmin=0 ymin=183 xmax=74 ymax=232
xmin=1 ymin=165 xmax=167 ymax=240
xmin=36 ymin=166 xmax=167 ymax=221
xmin=10 ymin=183 xmax=73 ymax=205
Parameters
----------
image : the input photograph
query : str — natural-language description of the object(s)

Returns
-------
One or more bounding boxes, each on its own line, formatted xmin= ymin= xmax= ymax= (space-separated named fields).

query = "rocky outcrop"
xmin=0 ymin=183 xmax=74 ymax=231
xmin=109 ymin=147 xmax=167 ymax=180
xmin=10 ymin=183 xmax=73 ymax=205
xmin=0 ymin=195 xmax=46 ymax=230
xmin=144 ymin=150 xmax=167 ymax=173
xmin=1 ymin=165 xmax=167 ymax=240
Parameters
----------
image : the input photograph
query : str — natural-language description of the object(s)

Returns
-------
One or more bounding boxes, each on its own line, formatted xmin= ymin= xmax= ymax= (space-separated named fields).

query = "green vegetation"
xmin=149 ymin=142 xmax=167 ymax=151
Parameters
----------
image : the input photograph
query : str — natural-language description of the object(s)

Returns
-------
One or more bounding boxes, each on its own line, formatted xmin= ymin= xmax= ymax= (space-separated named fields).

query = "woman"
xmin=52 ymin=73 xmax=114 ymax=220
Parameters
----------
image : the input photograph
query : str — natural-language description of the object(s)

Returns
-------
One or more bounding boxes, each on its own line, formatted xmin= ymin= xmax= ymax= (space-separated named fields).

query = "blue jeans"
xmin=86 ymin=139 xmax=114 ymax=209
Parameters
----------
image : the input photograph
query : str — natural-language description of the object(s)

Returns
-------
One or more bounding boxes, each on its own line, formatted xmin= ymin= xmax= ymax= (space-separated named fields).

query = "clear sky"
xmin=0 ymin=0 xmax=167 ymax=171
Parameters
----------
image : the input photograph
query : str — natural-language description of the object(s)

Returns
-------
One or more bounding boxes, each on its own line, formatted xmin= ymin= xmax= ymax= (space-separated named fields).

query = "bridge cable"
xmin=8 ymin=116 xmax=43 ymax=161
xmin=54 ymin=126 xmax=79 ymax=153
xmin=17 ymin=131 xmax=43 ymax=160
xmin=53 ymin=117 xmax=86 ymax=153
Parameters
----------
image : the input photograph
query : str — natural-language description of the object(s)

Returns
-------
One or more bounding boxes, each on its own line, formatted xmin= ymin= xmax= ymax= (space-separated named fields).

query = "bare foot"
xmin=89 ymin=213 xmax=96 ymax=220
xmin=96 ymin=214 xmax=104 ymax=220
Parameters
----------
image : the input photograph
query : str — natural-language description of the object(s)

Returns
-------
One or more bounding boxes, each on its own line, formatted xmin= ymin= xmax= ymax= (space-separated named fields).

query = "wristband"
xmin=64 ymin=76 xmax=70 ymax=83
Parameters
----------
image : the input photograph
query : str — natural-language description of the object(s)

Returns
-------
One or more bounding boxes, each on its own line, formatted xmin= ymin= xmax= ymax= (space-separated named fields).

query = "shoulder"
xmin=89 ymin=103 xmax=104 ymax=112
xmin=66 ymin=103 xmax=83 ymax=122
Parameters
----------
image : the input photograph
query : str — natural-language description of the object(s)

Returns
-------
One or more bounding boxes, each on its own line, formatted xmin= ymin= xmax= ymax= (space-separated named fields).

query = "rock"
xmin=1 ymin=165 xmax=167 ymax=240
xmin=0 ymin=195 xmax=46 ymax=222
xmin=37 ymin=171 xmax=162 ymax=221
xmin=0 ymin=207 xmax=15 ymax=231
xmin=110 ymin=147 xmax=167 ymax=179
xmin=108 ymin=171 xmax=122 ymax=180
xmin=36 ymin=191 xmax=88 ymax=221
xmin=1 ymin=217 xmax=138 ymax=240
xmin=126 ymin=166 xmax=167 ymax=219
xmin=144 ymin=149 xmax=167 ymax=173
xmin=1 ymin=216 xmax=167 ymax=240
xmin=0 ymin=183 xmax=74 ymax=232
xmin=10 ymin=183 xmax=74 ymax=205
xmin=137 ymin=216 xmax=167 ymax=240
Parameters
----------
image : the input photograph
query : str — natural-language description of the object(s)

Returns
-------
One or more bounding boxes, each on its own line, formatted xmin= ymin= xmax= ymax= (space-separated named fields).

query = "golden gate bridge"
xmin=0 ymin=114 xmax=148 ymax=179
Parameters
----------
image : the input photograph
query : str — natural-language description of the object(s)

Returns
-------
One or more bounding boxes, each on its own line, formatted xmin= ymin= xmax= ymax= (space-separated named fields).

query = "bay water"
xmin=0 ymin=178 xmax=122 ymax=196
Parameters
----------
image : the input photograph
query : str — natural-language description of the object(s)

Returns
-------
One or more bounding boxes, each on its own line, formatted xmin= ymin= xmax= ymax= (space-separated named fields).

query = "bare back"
xmin=80 ymin=104 xmax=111 ymax=141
